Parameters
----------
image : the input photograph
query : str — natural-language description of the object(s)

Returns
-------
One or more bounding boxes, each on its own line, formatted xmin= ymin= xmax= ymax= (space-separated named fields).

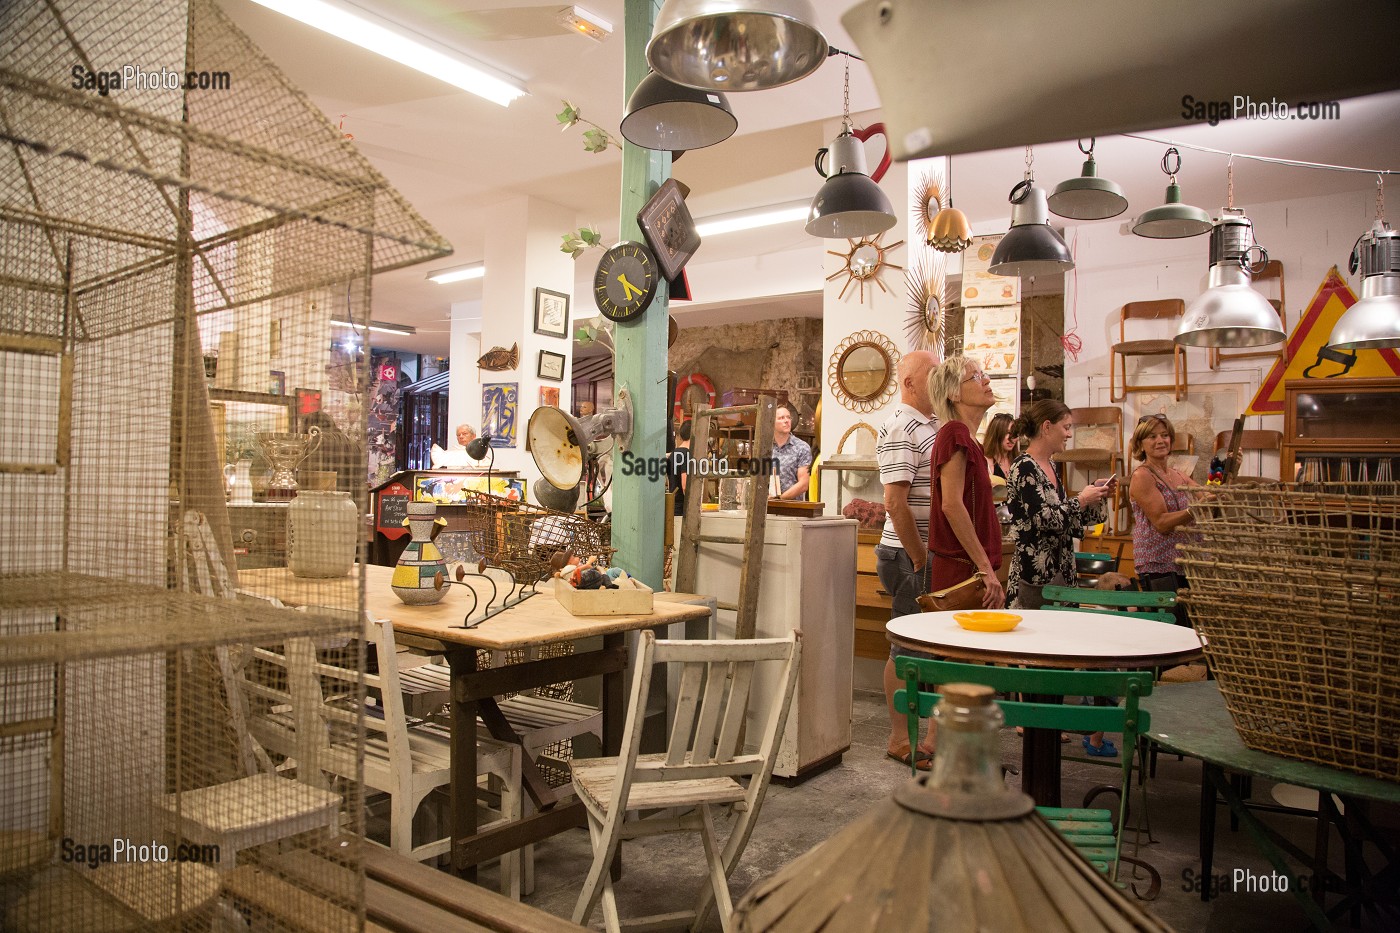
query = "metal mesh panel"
xmin=2 ymin=0 xmax=448 ymax=928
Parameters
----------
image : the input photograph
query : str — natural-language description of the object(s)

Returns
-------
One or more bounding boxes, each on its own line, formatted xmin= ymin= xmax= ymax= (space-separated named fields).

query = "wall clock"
xmin=827 ymin=232 xmax=904 ymax=303
xmin=594 ymin=241 xmax=659 ymax=322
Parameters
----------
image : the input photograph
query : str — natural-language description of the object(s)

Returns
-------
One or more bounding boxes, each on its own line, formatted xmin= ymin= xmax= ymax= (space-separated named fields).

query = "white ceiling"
xmin=218 ymin=0 xmax=1400 ymax=358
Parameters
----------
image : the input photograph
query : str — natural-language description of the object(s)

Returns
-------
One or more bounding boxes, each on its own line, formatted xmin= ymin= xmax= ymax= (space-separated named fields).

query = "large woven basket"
xmin=1178 ymin=483 xmax=1400 ymax=781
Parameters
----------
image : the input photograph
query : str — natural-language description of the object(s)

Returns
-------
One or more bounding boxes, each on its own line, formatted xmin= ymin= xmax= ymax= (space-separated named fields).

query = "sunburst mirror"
xmin=912 ymin=170 xmax=946 ymax=245
xmin=905 ymin=254 xmax=956 ymax=353
xmin=827 ymin=232 xmax=905 ymax=303
xmin=828 ymin=330 xmax=901 ymax=412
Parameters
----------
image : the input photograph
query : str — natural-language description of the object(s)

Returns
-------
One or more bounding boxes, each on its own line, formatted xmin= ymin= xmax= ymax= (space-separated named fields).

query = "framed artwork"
xmin=481 ymin=383 xmax=518 ymax=448
xmin=295 ymin=387 xmax=322 ymax=416
xmin=538 ymin=349 xmax=565 ymax=381
xmin=268 ymin=370 xmax=286 ymax=396
xmin=539 ymin=386 xmax=560 ymax=407
xmin=533 ymin=287 xmax=570 ymax=338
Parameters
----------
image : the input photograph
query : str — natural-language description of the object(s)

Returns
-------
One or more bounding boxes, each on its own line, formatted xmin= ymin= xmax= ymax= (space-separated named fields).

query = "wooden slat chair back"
xmin=1052 ymin=406 xmax=1126 ymax=533
xmin=571 ymin=631 xmax=802 ymax=933
xmin=895 ymin=657 xmax=1153 ymax=884
xmin=237 ymin=616 xmax=528 ymax=896
xmin=1110 ymin=299 xmax=1188 ymax=402
xmin=1041 ymin=584 xmax=1178 ymax=625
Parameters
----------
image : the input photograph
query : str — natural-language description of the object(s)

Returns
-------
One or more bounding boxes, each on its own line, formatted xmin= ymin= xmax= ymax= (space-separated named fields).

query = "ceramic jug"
xmin=288 ymin=491 xmax=358 ymax=578
xmin=391 ymin=501 xmax=449 ymax=605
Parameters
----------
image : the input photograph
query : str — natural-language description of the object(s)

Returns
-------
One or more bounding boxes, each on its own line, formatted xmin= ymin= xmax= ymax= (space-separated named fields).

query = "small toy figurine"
xmin=549 ymin=549 xmax=617 ymax=590
xmin=1207 ymin=455 xmax=1226 ymax=486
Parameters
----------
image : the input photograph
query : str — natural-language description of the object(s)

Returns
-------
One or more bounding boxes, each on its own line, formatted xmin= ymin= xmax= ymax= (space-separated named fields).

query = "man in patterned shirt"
xmin=875 ymin=350 xmax=939 ymax=768
xmin=771 ymin=401 xmax=812 ymax=500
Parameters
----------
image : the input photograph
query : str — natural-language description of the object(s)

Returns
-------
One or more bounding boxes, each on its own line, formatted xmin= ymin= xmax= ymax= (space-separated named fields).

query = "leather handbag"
xmin=917 ymin=573 xmax=987 ymax=612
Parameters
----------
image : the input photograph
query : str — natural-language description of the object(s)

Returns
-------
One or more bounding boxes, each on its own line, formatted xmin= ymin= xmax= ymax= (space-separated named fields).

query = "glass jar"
xmin=287 ymin=491 xmax=358 ymax=578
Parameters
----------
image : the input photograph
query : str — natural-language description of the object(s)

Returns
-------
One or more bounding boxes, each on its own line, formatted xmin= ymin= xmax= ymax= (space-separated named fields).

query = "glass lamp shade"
xmin=806 ymin=172 xmax=896 ymax=238
xmin=1047 ymin=156 xmax=1127 ymax=220
xmin=620 ymin=72 xmax=737 ymax=151
xmin=988 ymin=184 xmax=1074 ymax=277
xmin=647 ymin=0 xmax=829 ymax=91
xmin=1329 ymin=222 xmax=1400 ymax=350
xmin=1132 ymin=183 xmax=1212 ymax=238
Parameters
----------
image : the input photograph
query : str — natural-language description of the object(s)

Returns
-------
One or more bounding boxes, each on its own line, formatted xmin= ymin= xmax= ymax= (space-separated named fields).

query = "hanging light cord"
xmin=1124 ymin=132 xmax=1397 ymax=177
xmin=1061 ymin=230 xmax=1084 ymax=363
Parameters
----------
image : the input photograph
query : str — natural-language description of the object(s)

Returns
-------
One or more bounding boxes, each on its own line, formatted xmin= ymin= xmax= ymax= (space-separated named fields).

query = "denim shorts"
xmin=875 ymin=544 xmax=937 ymax=662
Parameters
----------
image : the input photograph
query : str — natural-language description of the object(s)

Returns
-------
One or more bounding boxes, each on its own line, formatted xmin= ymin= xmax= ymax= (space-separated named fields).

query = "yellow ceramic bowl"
xmin=953 ymin=611 xmax=1023 ymax=632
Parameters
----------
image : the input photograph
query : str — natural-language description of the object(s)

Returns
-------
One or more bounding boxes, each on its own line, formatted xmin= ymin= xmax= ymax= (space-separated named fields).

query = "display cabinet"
xmin=1283 ymin=377 xmax=1400 ymax=483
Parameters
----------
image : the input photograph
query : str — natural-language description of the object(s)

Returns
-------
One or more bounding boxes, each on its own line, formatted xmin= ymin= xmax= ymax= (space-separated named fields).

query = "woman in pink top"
xmin=1128 ymin=413 xmax=1200 ymax=606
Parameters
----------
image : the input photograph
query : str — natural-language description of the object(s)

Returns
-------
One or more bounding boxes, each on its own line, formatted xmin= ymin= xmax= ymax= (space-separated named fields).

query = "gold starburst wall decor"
xmin=905 ymin=254 xmax=956 ymax=353
xmin=828 ymin=232 xmax=905 ymax=303
xmin=912 ymin=170 xmax=946 ymax=245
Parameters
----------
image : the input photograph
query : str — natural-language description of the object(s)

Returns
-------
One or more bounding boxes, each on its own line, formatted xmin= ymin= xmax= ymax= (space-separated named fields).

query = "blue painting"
xmin=481 ymin=382 xmax=518 ymax=448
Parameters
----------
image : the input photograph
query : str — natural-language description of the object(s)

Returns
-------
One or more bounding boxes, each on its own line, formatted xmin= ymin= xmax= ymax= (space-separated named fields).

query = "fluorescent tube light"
xmin=558 ymin=5 xmax=612 ymax=41
xmin=249 ymin=0 xmax=527 ymax=107
xmin=694 ymin=201 xmax=810 ymax=237
xmin=426 ymin=262 xmax=486 ymax=284
xmin=332 ymin=319 xmax=417 ymax=335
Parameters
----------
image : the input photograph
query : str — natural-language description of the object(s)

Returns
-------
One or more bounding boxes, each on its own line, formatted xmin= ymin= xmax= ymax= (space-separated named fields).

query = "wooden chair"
xmin=571 ymin=631 xmax=802 ymax=933
xmin=236 ymin=616 xmax=529 ymax=897
xmin=895 ymin=657 xmax=1156 ymax=889
xmin=1209 ymin=260 xmax=1287 ymax=370
xmin=1041 ymin=584 xmax=1178 ymax=625
xmin=1051 ymin=406 xmax=1125 ymax=533
xmin=1110 ymin=299 xmax=1188 ymax=402
xmin=1212 ymin=428 xmax=1284 ymax=483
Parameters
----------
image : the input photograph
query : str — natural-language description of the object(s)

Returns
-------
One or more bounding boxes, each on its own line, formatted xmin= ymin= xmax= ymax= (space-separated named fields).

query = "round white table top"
xmin=887 ymin=608 xmax=1204 ymax=669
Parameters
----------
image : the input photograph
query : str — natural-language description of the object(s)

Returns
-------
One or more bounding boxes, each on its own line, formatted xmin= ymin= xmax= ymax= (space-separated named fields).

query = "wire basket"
xmin=1179 ymin=484 xmax=1400 ymax=781
xmin=457 ymin=493 xmax=611 ymax=584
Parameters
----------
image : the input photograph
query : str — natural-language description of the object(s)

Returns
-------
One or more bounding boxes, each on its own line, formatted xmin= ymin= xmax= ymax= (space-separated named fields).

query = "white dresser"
xmin=693 ymin=511 xmax=857 ymax=780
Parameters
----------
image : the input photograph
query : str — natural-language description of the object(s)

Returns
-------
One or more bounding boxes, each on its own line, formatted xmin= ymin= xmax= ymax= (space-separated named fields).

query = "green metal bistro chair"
xmin=1042 ymin=584 xmax=1178 ymax=625
xmin=1074 ymin=551 xmax=1119 ymax=585
xmin=894 ymin=657 xmax=1156 ymax=892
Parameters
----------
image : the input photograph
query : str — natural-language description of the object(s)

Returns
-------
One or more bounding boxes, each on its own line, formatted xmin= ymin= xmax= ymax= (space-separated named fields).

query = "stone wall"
xmin=670 ymin=317 xmax=823 ymax=425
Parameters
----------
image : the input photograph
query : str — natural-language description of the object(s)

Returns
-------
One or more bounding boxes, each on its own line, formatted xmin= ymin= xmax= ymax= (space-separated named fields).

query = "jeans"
xmin=875 ymin=544 xmax=934 ymax=662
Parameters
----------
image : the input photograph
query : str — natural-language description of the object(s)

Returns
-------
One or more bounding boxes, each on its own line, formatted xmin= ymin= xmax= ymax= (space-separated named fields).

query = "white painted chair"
xmin=571 ymin=631 xmax=802 ymax=933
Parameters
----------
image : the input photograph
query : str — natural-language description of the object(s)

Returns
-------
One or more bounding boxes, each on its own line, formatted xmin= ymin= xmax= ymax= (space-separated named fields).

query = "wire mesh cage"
xmin=2 ymin=0 xmax=447 ymax=927
xmin=1179 ymin=483 xmax=1400 ymax=781
xmin=456 ymin=493 xmax=612 ymax=585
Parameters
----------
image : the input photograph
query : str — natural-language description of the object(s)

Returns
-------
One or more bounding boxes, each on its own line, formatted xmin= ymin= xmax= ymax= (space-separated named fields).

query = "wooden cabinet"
xmin=1283 ymin=377 xmax=1400 ymax=482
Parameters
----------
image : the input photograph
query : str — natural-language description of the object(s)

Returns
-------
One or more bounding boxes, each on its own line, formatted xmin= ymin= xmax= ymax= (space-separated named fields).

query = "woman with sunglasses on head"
xmin=925 ymin=357 xmax=1005 ymax=610
xmin=1128 ymin=413 xmax=1200 ymax=603
xmin=981 ymin=412 xmax=1016 ymax=480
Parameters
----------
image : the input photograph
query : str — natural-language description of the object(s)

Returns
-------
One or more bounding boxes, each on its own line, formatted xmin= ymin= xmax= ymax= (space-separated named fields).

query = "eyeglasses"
xmin=1137 ymin=413 xmax=1169 ymax=425
xmin=961 ymin=371 xmax=991 ymax=385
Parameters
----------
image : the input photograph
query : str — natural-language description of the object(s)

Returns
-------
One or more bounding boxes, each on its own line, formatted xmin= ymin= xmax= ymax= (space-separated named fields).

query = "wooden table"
xmin=240 ymin=565 xmax=713 ymax=879
xmin=887 ymin=608 xmax=1204 ymax=806
xmin=1144 ymin=682 xmax=1400 ymax=931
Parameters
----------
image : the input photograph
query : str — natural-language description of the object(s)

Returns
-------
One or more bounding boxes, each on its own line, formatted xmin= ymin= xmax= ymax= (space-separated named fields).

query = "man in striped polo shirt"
xmin=875 ymin=350 xmax=939 ymax=768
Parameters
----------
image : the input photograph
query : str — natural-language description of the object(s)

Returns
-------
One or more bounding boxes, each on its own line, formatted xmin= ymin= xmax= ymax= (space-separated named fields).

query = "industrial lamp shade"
xmin=1329 ymin=221 xmax=1400 ymax=350
xmin=1048 ymin=154 xmax=1127 ymax=220
xmin=733 ymin=684 xmax=1172 ymax=932
xmin=620 ymin=72 xmax=737 ymax=151
xmin=1132 ymin=183 xmax=1212 ymax=238
xmin=988 ymin=182 xmax=1074 ymax=277
xmin=806 ymin=131 xmax=895 ymax=238
xmin=647 ymin=0 xmax=829 ymax=91
xmin=1176 ymin=208 xmax=1285 ymax=348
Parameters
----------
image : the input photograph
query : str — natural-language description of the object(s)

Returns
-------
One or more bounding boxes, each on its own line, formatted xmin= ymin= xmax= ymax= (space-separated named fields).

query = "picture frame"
xmin=269 ymin=370 xmax=286 ymax=396
xmin=537 ymin=349 xmax=566 ymax=381
xmin=482 ymin=383 xmax=519 ymax=448
xmin=533 ymin=287 xmax=570 ymax=338
xmin=539 ymin=386 xmax=560 ymax=407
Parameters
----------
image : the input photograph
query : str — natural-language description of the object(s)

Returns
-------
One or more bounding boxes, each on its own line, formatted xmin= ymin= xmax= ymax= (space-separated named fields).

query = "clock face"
xmin=594 ymin=241 xmax=659 ymax=322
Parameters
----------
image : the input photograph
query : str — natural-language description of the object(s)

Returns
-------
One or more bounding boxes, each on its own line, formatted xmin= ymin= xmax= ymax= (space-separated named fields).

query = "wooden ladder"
xmin=674 ymin=395 xmax=775 ymax=640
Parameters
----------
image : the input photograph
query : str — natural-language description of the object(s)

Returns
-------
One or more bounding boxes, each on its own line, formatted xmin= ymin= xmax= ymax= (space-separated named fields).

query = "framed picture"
xmin=268 ymin=370 xmax=286 ymax=396
xmin=537 ymin=349 xmax=565 ymax=381
xmin=481 ymin=383 xmax=518 ymax=448
xmin=295 ymin=388 xmax=322 ymax=416
xmin=533 ymin=287 xmax=570 ymax=338
xmin=539 ymin=386 xmax=560 ymax=407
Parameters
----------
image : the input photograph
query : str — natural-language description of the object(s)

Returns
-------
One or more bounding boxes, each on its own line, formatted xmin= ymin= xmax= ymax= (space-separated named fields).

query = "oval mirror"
xmin=850 ymin=244 xmax=882 ymax=279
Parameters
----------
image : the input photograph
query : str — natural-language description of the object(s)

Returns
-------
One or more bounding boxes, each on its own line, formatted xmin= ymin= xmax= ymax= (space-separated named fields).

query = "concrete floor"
xmin=426 ymin=689 xmax=1397 ymax=931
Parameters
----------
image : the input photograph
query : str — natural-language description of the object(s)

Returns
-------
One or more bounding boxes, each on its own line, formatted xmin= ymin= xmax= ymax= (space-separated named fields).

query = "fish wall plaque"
xmin=478 ymin=342 xmax=519 ymax=371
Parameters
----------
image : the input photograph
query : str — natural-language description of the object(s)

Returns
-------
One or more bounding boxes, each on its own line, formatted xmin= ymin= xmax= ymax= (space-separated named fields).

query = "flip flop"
xmin=887 ymin=748 xmax=934 ymax=771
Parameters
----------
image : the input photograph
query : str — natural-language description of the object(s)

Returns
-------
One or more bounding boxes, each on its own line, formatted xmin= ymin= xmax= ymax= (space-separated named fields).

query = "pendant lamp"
xmin=732 ymin=684 xmax=1173 ymax=932
xmin=647 ymin=0 xmax=828 ymax=91
xmin=988 ymin=151 xmax=1074 ymax=278
xmin=1329 ymin=219 xmax=1400 ymax=350
xmin=1048 ymin=138 xmax=1127 ymax=221
xmin=620 ymin=71 xmax=737 ymax=151
xmin=805 ymin=55 xmax=895 ymax=239
xmin=1132 ymin=148 xmax=1212 ymax=239
xmin=1176 ymin=207 xmax=1285 ymax=348
xmin=929 ymin=156 xmax=973 ymax=253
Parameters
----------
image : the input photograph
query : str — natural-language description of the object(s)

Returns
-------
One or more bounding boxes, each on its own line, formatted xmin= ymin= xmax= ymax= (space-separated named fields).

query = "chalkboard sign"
xmin=376 ymin=482 xmax=412 ymax=540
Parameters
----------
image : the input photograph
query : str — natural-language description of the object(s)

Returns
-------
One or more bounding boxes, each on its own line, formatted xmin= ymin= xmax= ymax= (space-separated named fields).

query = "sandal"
xmin=887 ymin=747 xmax=935 ymax=771
xmin=1082 ymin=736 xmax=1118 ymax=757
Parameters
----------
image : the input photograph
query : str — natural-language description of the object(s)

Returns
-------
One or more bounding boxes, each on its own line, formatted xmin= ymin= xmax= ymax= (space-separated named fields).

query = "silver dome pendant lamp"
xmin=1329 ymin=178 xmax=1400 ymax=350
xmin=1176 ymin=160 xmax=1286 ymax=348
xmin=646 ymin=0 xmax=829 ymax=91
xmin=988 ymin=147 xmax=1075 ymax=278
xmin=805 ymin=54 xmax=896 ymax=239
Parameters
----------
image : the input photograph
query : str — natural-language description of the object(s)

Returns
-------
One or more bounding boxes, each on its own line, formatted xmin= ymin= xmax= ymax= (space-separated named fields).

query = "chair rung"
xmin=1037 ymin=806 xmax=1112 ymax=822
xmin=1048 ymin=820 xmax=1114 ymax=836
xmin=1072 ymin=845 xmax=1119 ymax=861
xmin=1057 ymin=833 xmax=1117 ymax=847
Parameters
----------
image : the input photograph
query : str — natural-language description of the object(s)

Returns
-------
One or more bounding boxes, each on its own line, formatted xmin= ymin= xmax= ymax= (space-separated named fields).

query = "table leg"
xmin=449 ymin=648 xmax=479 ymax=880
xmin=1200 ymin=763 xmax=1218 ymax=902
xmin=1020 ymin=693 xmax=1061 ymax=807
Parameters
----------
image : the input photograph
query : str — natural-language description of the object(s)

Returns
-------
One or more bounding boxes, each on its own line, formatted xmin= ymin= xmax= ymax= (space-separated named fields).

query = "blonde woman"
xmin=926 ymin=356 xmax=1005 ymax=610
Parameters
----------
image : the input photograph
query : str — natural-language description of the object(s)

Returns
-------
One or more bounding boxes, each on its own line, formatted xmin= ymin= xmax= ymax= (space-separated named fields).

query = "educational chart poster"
xmin=964 ymin=304 xmax=1021 ymax=377
xmin=962 ymin=234 xmax=1021 ymax=307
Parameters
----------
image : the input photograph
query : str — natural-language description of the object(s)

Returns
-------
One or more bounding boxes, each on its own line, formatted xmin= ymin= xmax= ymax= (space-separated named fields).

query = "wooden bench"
xmin=222 ymin=838 xmax=583 ymax=933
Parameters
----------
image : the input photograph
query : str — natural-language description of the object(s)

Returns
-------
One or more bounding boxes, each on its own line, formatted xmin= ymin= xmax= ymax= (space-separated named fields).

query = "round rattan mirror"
xmin=828 ymin=330 xmax=900 ymax=412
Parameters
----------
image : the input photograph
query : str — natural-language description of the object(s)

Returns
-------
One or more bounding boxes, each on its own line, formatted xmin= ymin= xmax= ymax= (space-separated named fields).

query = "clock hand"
xmin=616 ymin=273 xmax=644 ymax=301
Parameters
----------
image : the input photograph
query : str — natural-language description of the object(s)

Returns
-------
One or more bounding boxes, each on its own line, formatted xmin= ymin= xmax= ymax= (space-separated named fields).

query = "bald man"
xmin=874 ymin=350 xmax=940 ymax=769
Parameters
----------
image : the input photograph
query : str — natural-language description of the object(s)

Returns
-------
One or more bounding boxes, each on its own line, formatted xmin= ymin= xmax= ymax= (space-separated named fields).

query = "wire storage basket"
xmin=458 ymin=493 xmax=612 ymax=584
xmin=1179 ymin=483 xmax=1400 ymax=781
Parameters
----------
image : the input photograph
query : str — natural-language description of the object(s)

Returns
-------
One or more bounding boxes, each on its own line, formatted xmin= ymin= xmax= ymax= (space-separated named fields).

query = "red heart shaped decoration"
xmin=851 ymin=123 xmax=891 ymax=183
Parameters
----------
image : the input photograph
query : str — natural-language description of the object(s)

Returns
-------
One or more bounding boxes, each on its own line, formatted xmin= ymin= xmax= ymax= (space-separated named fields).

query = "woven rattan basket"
xmin=1179 ymin=483 xmax=1400 ymax=781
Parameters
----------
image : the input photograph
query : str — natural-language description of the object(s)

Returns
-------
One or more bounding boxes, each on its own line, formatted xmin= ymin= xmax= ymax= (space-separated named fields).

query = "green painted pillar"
xmin=610 ymin=0 xmax=670 ymax=587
